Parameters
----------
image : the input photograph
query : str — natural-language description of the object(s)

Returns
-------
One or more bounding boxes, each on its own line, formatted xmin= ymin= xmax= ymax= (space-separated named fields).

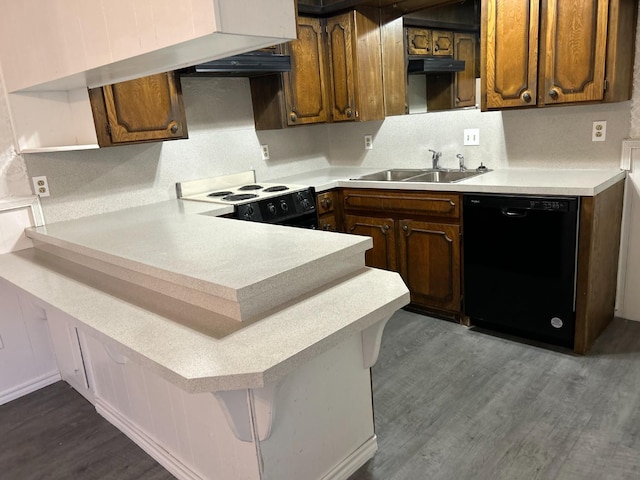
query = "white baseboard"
xmin=0 ymin=371 xmax=61 ymax=406
xmin=95 ymin=398 xmax=203 ymax=480
xmin=322 ymin=435 xmax=378 ymax=480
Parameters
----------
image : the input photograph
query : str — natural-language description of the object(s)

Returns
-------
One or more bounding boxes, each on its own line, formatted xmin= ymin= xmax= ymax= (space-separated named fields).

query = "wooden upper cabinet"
xmin=432 ymin=31 xmax=454 ymax=56
xmin=539 ymin=0 xmax=608 ymax=105
xmin=482 ymin=0 xmax=637 ymax=110
xmin=327 ymin=13 xmax=356 ymax=122
xmin=482 ymin=0 xmax=539 ymax=108
xmin=250 ymin=9 xmax=384 ymax=130
xmin=284 ymin=16 xmax=329 ymax=125
xmin=326 ymin=9 xmax=385 ymax=123
xmin=89 ymin=72 xmax=188 ymax=147
xmin=454 ymin=32 xmax=477 ymax=108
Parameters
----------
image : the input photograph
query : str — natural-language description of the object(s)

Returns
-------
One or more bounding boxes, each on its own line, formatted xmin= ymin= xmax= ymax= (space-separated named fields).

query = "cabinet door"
xmin=326 ymin=12 xmax=357 ymax=122
xmin=432 ymin=31 xmax=454 ymax=56
xmin=397 ymin=220 xmax=461 ymax=313
xmin=539 ymin=0 xmax=609 ymax=105
xmin=483 ymin=0 xmax=539 ymax=109
xmin=95 ymin=72 xmax=188 ymax=145
xmin=318 ymin=214 xmax=338 ymax=231
xmin=407 ymin=28 xmax=433 ymax=55
xmin=284 ymin=16 xmax=329 ymax=125
xmin=345 ymin=215 xmax=397 ymax=271
xmin=454 ymin=32 xmax=477 ymax=108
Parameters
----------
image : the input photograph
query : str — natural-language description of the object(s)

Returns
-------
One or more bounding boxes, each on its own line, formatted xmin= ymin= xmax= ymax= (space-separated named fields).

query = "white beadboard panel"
xmin=0 ymin=284 xmax=58 ymax=406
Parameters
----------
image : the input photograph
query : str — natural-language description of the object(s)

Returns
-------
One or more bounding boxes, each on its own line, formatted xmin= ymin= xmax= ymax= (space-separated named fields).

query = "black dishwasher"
xmin=463 ymin=194 xmax=579 ymax=348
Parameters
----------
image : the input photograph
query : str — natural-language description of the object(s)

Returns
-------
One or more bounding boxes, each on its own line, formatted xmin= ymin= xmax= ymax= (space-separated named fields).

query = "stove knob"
xmin=267 ymin=203 xmax=277 ymax=215
xmin=280 ymin=201 xmax=289 ymax=212
xmin=296 ymin=192 xmax=304 ymax=201
xmin=246 ymin=205 xmax=254 ymax=215
xmin=301 ymin=199 xmax=310 ymax=210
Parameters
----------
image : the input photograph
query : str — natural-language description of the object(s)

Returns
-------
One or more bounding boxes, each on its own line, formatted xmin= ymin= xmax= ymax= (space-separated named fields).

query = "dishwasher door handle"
xmin=501 ymin=208 xmax=528 ymax=218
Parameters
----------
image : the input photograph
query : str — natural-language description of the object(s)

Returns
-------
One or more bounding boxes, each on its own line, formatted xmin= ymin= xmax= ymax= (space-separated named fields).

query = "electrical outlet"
xmin=261 ymin=144 xmax=270 ymax=160
xmin=32 ymin=176 xmax=50 ymax=197
xmin=364 ymin=134 xmax=373 ymax=150
xmin=464 ymin=129 xmax=480 ymax=146
xmin=592 ymin=121 xmax=607 ymax=142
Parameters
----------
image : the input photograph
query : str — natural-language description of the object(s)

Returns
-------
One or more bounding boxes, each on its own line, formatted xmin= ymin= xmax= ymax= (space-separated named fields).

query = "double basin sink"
xmin=351 ymin=168 xmax=489 ymax=183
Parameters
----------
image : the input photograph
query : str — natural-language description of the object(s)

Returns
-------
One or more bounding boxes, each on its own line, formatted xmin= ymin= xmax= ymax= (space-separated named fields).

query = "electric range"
xmin=176 ymin=171 xmax=317 ymax=227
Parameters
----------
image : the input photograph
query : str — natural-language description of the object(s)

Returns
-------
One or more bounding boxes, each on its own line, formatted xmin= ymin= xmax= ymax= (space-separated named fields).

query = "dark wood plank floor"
xmin=0 ymin=381 xmax=174 ymax=480
xmin=3 ymin=310 xmax=640 ymax=480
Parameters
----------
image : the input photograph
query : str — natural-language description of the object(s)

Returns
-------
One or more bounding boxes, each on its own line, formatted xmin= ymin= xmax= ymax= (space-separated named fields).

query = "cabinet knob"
xmin=522 ymin=91 xmax=532 ymax=103
xmin=346 ymin=109 xmax=353 ymax=118
xmin=549 ymin=88 xmax=560 ymax=100
xmin=170 ymin=122 xmax=179 ymax=134
xmin=321 ymin=198 xmax=332 ymax=209
xmin=290 ymin=113 xmax=297 ymax=122
xmin=322 ymin=223 xmax=332 ymax=231
xmin=383 ymin=224 xmax=390 ymax=231
xmin=402 ymin=225 xmax=408 ymax=231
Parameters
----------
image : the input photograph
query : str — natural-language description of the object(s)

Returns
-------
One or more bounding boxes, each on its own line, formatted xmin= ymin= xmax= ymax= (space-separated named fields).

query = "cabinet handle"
xmin=383 ymin=224 xmax=390 ymax=231
xmin=322 ymin=223 xmax=332 ymax=231
xmin=549 ymin=88 xmax=559 ymax=100
xmin=522 ymin=91 xmax=532 ymax=103
xmin=321 ymin=198 xmax=332 ymax=209
xmin=170 ymin=122 xmax=179 ymax=134
xmin=346 ymin=109 xmax=353 ymax=118
xmin=290 ymin=113 xmax=297 ymax=122
xmin=402 ymin=225 xmax=408 ymax=231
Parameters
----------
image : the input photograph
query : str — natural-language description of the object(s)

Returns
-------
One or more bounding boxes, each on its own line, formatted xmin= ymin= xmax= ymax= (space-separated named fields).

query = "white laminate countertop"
xmin=23 ymin=199 xmax=373 ymax=321
xmin=266 ymin=167 xmax=626 ymax=196
xmin=0 ymin=250 xmax=408 ymax=392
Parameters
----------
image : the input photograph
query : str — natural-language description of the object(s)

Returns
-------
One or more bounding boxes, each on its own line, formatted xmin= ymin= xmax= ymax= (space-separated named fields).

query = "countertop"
xmin=266 ymin=167 xmax=626 ymax=196
xmin=0 ymin=198 xmax=410 ymax=392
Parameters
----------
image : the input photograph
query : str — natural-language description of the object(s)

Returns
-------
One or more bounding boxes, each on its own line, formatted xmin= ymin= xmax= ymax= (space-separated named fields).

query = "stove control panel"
xmin=236 ymin=188 xmax=317 ymax=225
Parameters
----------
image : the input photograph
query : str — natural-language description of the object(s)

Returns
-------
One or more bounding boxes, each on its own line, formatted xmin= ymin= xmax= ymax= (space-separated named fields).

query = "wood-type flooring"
xmin=3 ymin=310 xmax=640 ymax=479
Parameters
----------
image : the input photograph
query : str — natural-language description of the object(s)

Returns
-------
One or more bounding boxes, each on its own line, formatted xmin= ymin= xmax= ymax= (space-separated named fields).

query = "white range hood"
xmin=0 ymin=0 xmax=297 ymax=93
xmin=0 ymin=0 xmax=296 ymax=153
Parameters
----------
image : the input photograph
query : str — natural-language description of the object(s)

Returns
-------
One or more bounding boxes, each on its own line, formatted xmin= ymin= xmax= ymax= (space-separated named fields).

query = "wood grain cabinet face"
xmin=317 ymin=190 xmax=342 ymax=232
xmin=250 ymin=9 xmax=384 ymax=130
xmin=432 ymin=31 xmax=454 ymax=56
xmin=454 ymin=32 xmax=477 ymax=108
xmin=345 ymin=214 xmax=397 ymax=271
xmin=407 ymin=27 xmax=432 ymax=55
xmin=284 ymin=16 xmax=329 ymax=125
xmin=89 ymin=72 xmax=188 ymax=146
xmin=343 ymin=189 xmax=462 ymax=317
xmin=482 ymin=0 xmax=637 ymax=110
xmin=398 ymin=220 xmax=461 ymax=312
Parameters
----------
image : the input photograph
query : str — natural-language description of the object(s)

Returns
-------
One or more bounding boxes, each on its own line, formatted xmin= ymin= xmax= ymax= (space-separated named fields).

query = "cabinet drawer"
xmin=343 ymin=190 xmax=460 ymax=220
xmin=318 ymin=214 xmax=338 ymax=231
xmin=317 ymin=191 xmax=336 ymax=214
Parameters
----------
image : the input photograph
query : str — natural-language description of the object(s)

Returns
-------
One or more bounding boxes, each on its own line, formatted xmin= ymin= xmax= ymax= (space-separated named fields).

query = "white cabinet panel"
xmin=0 ymin=284 xmax=58 ymax=405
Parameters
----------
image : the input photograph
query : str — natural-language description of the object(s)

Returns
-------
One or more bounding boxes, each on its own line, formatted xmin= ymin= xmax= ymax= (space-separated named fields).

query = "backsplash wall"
xmin=8 ymin=19 xmax=640 ymax=223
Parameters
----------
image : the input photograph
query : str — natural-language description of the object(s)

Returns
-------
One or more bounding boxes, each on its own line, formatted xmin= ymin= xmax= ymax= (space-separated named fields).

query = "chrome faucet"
xmin=429 ymin=149 xmax=442 ymax=169
xmin=456 ymin=153 xmax=466 ymax=171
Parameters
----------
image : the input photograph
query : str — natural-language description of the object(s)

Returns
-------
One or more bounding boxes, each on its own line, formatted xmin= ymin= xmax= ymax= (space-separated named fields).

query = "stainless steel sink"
xmin=351 ymin=168 xmax=489 ymax=183
xmin=353 ymin=169 xmax=427 ymax=181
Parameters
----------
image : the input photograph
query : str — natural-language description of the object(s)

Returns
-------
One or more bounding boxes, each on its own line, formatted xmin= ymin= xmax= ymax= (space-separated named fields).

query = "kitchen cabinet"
xmin=454 ymin=32 xmax=477 ymax=108
xmin=250 ymin=8 xmax=384 ymax=130
xmin=316 ymin=190 xmax=341 ymax=231
xmin=482 ymin=0 xmax=638 ymax=110
xmin=0 ymin=284 xmax=58 ymax=405
xmin=343 ymin=189 xmax=462 ymax=318
xmin=45 ymin=309 xmax=94 ymax=403
xmin=89 ymin=72 xmax=188 ymax=147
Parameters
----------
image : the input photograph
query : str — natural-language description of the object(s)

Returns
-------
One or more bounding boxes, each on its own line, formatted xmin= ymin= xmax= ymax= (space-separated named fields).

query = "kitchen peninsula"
xmin=0 ymin=199 xmax=410 ymax=480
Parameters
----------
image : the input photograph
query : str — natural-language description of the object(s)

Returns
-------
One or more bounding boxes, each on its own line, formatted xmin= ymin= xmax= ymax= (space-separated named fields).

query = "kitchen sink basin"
xmin=353 ymin=169 xmax=427 ymax=181
xmin=351 ymin=168 xmax=489 ymax=183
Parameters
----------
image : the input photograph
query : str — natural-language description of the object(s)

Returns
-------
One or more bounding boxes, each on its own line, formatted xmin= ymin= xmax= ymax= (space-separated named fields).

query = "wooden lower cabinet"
xmin=398 ymin=219 xmax=461 ymax=313
xmin=343 ymin=189 xmax=462 ymax=318
xmin=345 ymin=215 xmax=397 ymax=271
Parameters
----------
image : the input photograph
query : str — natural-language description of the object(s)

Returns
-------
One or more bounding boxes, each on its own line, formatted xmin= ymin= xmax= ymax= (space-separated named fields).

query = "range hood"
xmin=408 ymin=56 xmax=465 ymax=74
xmin=183 ymin=51 xmax=291 ymax=77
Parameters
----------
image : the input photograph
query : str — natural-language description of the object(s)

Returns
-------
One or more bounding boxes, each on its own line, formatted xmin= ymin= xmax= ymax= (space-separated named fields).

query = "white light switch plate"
xmin=464 ymin=129 xmax=480 ymax=146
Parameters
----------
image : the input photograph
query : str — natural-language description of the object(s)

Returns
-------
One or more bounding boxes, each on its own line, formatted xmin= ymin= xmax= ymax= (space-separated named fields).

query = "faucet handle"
xmin=456 ymin=154 xmax=466 ymax=171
